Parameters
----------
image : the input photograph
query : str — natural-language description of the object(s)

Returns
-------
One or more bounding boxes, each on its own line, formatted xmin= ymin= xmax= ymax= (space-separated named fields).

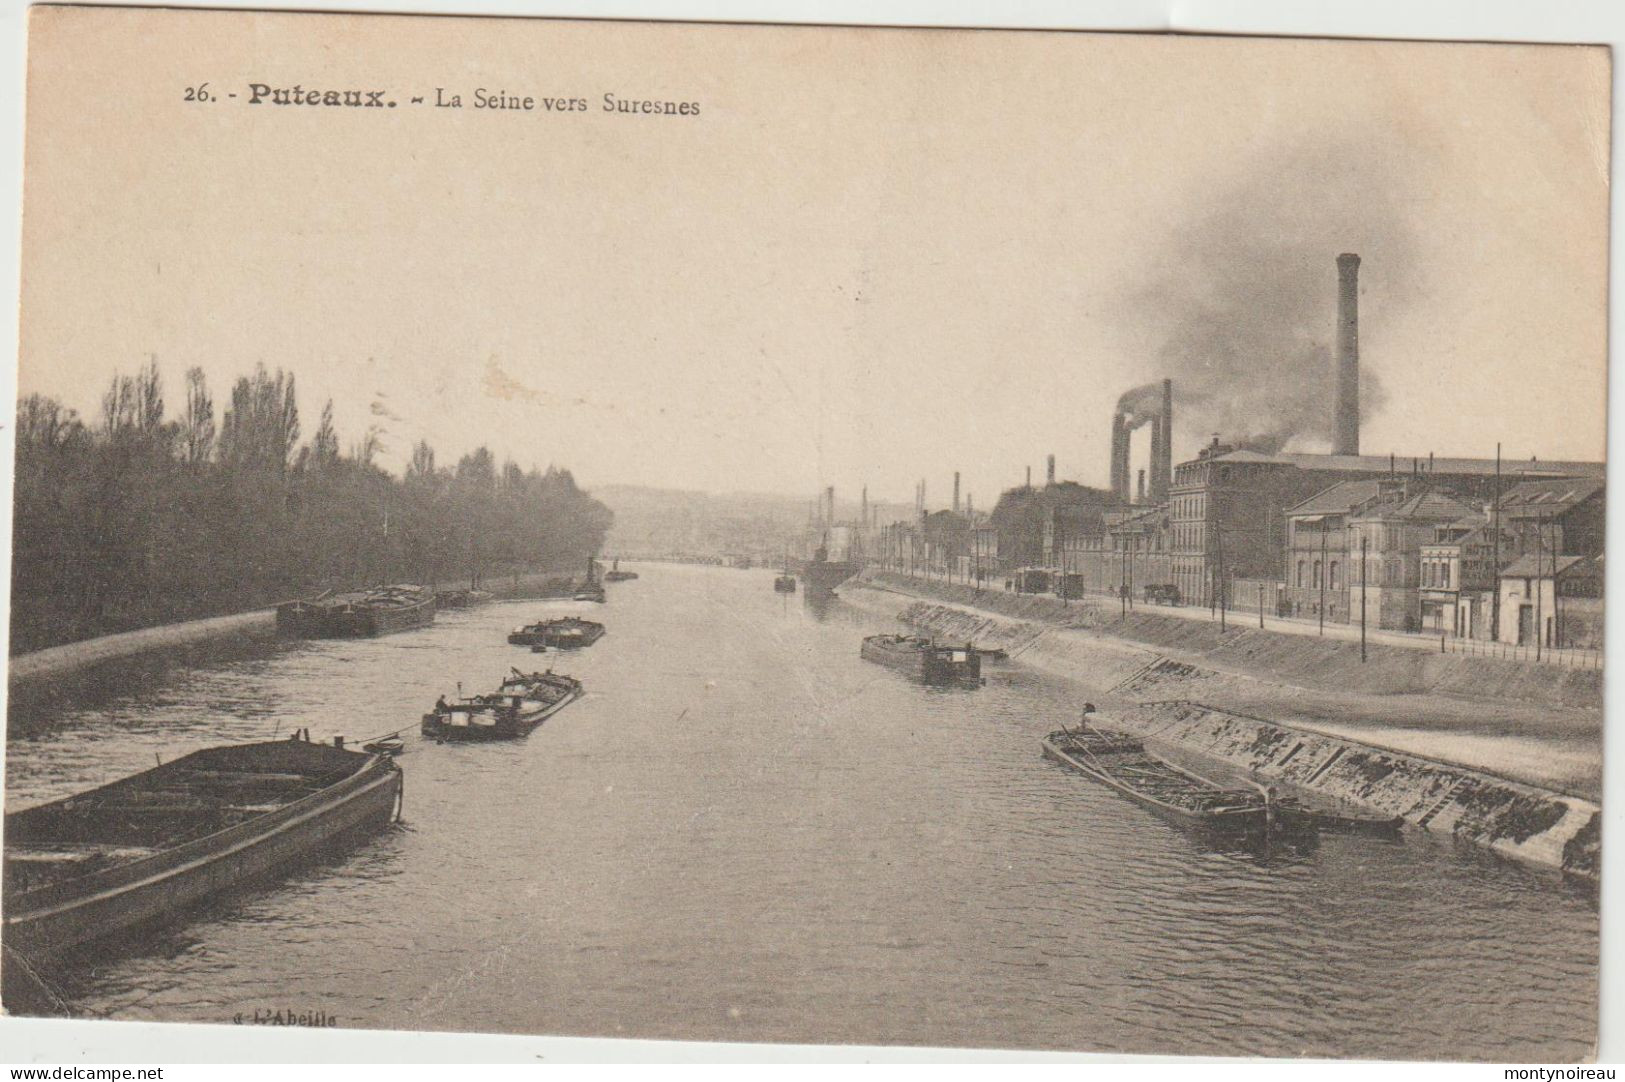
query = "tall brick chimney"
xmin=1136 ymin=469 xmax=1146 ymax=503
xmin=1334 ymin=253 xmax=1361 ymax=456
xmin=952 ymin=472 xmax=961 ymax=514
xmin=1152 ymin=377 xmax=1173 ymax=502
xmin=1046 ymin=454 xmax=1056 ymax=485
xmin=1110 ymin=413 xmax=1129 ymax=503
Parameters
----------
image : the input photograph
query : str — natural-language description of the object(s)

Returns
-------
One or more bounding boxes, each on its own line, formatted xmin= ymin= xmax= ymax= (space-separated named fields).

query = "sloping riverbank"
xmin=858 ymin=571 xmax=1601 ymax=711
xmin=1135 ymin=701 xmax=1598 ymax=882
xmin=840 ymin=573 xmax=1601 ymax=880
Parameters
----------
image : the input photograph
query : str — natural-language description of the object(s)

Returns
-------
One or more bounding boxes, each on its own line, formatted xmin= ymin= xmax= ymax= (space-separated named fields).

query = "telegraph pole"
xmin=1360 ymin=534 xmax=1368 ymax=662
xmin=1318 ymin=524 xmax=1328 ymax=636
xmin=1491 ymin=442 xmax=1502 ymax=641
xmin=1127 ymin=537 xmax=1135 ymax=611
xmin=1550 ymin=517 xmax=1561 ymax=649
xmin=1535 ymin=515 xmax=1544 ymax=661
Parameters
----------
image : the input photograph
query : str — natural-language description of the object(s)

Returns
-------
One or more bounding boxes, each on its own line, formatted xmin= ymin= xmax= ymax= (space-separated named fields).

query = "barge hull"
xmin=3 ymin=756 xmax=401 ymax=962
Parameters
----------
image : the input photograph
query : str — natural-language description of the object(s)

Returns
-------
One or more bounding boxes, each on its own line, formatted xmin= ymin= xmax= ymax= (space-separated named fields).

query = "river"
xmin=3 ymin=563 xmax=1598 ymax=1058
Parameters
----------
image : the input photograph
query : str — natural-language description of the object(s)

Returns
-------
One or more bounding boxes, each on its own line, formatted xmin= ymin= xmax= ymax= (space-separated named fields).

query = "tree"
xmin=179 ymin=367 xmax=216 ymax=465
xmin=220 ymin=365 xmax=300 ymax=474
xmin=309 ymin=399 xmax=340 ymax=469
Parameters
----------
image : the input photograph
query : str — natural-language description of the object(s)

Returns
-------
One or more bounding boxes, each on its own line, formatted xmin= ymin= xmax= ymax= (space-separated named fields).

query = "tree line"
xmin=12 ymin=361 xmax=613 ymax=653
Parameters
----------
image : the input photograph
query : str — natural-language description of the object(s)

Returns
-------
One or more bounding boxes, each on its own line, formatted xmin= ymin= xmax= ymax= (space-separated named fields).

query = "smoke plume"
xmin=1116 ymin=383 xmax=1165 ymax=430
xmin=1128 ymin=139 xmax=1419 ymax=454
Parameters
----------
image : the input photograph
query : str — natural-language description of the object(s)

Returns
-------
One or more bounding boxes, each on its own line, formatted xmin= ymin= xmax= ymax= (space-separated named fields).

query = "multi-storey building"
xmin=1168 ymin=443 xmax=1601 ymax=609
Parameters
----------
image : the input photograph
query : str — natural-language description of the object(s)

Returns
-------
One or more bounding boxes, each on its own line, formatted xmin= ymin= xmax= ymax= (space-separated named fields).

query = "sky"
xmin=18 ymin=9 xmax=1610 ymax=510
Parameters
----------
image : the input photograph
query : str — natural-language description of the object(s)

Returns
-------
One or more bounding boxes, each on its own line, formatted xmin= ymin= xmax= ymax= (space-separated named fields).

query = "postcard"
xmin=2 ymin=5 xmax=1607 ymax=1061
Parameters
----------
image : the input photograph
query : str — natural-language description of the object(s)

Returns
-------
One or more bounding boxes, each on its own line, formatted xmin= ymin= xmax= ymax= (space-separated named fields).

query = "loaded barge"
xmin=508 ymin=616 xmax=605 ymax=649
xmin=421 ymin=669 xmax=584 ymax=742
xmin=3 ymin=735 xmax=402 ymax=965
xmin=276 ymin=584 xmax=436 ymax=638
xmin=860 ymin=634 xmax=982 ymax=686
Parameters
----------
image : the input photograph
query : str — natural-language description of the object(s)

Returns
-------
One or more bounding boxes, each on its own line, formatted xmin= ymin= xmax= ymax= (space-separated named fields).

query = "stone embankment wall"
xmin=842 ymin=574 xmax=1599 ymax=881
xmin=1134 ymin=701 xmax=1599 ymax=883
xmin=7 ymin=568 xmax=585 ymax=701
xmin=857 ymin=571 xmax=1601 ymax=712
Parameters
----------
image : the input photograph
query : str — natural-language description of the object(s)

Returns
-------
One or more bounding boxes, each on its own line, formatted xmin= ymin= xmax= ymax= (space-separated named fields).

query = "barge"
xmin=421 ymin=669 xmax=583 ymax=742
xmin=276 ymin=584 xmax=436 ymax=638
xmin=1042 ymin=720 xmax=1271 ymax=834
xmin=3 ymin=735 xmax=402 ymax=965
xmin=860 ymin=634 xmax=982 ymax=686
xmin=508 ymin=616 xmax=606 ymax=649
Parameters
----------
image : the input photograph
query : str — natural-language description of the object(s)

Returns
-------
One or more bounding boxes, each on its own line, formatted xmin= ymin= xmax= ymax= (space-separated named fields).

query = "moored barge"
xmin=421 ymin=669 xmax=584 ymax=742
xmin=2 ymin=735 xmax=402 ymax=965
xmin=433 ymin=588 xmax=494 ymax=609
xmin=860 ymin=634 xmax=982 ymax=686
xmin=276 ymin=584 xmax=436 ymax=638
xmin=1041 ymin=721 xmax=1270 ymax=833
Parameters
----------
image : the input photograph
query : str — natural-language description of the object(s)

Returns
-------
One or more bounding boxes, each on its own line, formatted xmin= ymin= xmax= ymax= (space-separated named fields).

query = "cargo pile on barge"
xmin=508 ymin=616 xmax=606 ymax=649
xmin=421 ymin=669 xmax=584 ymax=743
xmin=860 ymin=634 xmax=982 ymax=686
xmin=276 ymin=584 xmax=436 ymax=638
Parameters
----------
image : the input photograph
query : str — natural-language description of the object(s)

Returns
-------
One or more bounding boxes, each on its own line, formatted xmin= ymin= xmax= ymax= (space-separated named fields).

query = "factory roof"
xmin=1499 ymin=554 xmax=1589 ymax=579
xmin=1361 ymin=490 xmax=1478 ymax=522
xmin=1199 ymin=450 xmax=1604 ymax=479
xmin=1286 ymin=479 xmax=1386 ymax=517
xmin=1497 ymin=478 xmax=1605 ymax=515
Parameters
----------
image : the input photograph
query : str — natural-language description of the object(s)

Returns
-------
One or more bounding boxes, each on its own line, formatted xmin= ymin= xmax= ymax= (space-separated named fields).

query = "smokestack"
xmin=826 ymin=485 xmax=835 ymax=525
xmin=1152 ymin=377 xmax=1173 ymax=503
xmin=1111 ymin=412 xmax=1130 ymax=504
xmin=1334 ymin=253 xmax=1361 ymax=456
xmin=953 ymin=472 xmax=961 ymax=515
xmin=1137 ymin=469 xmax=1146 ymax=503
xmin=1149 ymin=415 xmax=1163 ymax=496
xmin=1046 ymin=454 xmax=1056 ymax=485
xmin=861 ymin=485 xmax=868 ymax=525
xmin=1025 ymin=466 xmax=1032 ymax=489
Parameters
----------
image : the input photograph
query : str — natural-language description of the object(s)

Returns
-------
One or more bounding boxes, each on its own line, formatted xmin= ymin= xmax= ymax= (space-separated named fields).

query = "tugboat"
xmin=276 ymin=584 xmax=436 ymax=638
xmin=573 ymin=555 xmax=606 ymax=603
xmin=860 ymin=634 xmax=982 ymax=686
xmin=421 ymin=670 xmax=584 ymax=742
xmin=801 ymin=535 xmax=857 ymax=596
xmin=508 ymin=616 xmax=606 ymax=649
xmin=603 ymin=557 xmax=638 ymax=583
xmin=774 ymin=545 xmax=797 ymax=593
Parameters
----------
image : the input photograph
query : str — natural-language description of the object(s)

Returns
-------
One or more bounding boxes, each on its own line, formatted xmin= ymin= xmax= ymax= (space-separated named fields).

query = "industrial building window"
xmin=1329 ymin=561 xmax=1339 ymax=589
xmin=1296 ymin=560 xmax=1305 ymax=588
xmin=1313 ymin=560 xmax=1322 ymax=588
xmin=1442 ymin=563 xmax=1450 ymax=588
